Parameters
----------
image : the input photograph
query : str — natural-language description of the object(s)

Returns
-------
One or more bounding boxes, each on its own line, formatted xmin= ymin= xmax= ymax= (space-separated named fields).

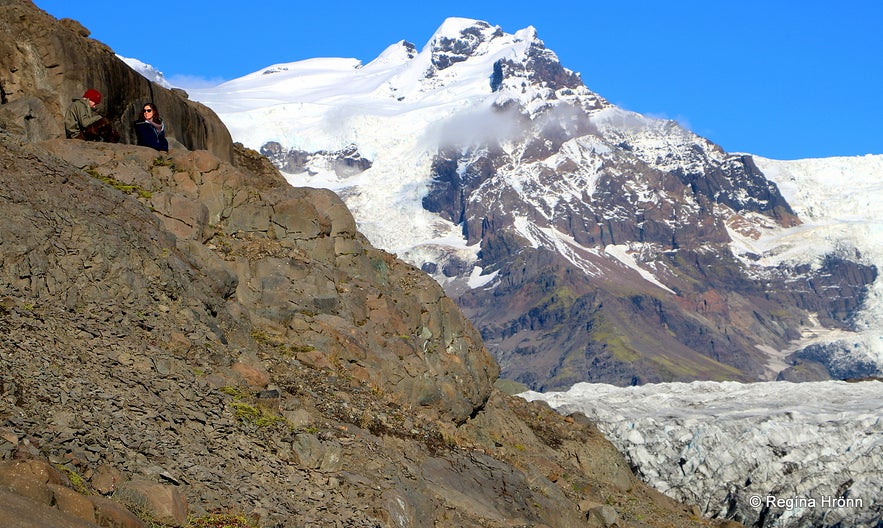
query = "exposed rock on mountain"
xmin=261 ymin=141 xmax=372 ymax=178
xmin=0 ymin=2 xmax=740 ymax=526
xmin=194 ymin=18 xmax=878 ymax=389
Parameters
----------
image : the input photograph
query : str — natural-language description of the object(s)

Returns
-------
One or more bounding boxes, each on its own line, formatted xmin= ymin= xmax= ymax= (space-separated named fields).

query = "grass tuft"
xmin=188 ymin=512 xmax=260 ymax=528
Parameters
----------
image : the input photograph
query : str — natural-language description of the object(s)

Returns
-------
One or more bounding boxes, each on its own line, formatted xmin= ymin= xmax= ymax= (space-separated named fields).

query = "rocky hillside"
xmin=0 ymin=1 xmax=743 ymax=527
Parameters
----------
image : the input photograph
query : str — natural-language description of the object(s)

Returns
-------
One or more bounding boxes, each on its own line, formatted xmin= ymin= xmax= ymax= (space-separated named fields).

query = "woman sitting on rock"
xmin=134 ymin=102 xmax=169 ymax=152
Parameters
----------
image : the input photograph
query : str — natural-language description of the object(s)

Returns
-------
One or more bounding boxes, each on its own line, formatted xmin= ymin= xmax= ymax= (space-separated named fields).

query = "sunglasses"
xmin=143 ymin=108 xmax=154 ymax=113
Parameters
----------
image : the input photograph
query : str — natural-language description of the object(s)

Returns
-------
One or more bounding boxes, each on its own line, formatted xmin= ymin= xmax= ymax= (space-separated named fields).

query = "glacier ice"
xmin=521 ymin=380 xmax=883 ymax=527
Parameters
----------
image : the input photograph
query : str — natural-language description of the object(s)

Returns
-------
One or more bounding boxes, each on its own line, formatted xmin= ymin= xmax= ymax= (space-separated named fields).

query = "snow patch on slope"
xmin=605 ymin=244 xmax=675 ymax=293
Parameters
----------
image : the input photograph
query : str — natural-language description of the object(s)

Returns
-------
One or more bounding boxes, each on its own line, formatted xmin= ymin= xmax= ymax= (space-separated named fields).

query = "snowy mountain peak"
xmin=425 ymin=17 xmax=503 ymax=49
xmin=119 ymin=55 xmax=172 ymax=88
xmin=367 ymin=40 xmax=418 ymax=68
xmin=418 ymin=18 xmax=529 ymax=85
xmin=423 ymin=17 xmax=539 ymax=54
xmin=397 ymin=18 xmax=593 ymax=114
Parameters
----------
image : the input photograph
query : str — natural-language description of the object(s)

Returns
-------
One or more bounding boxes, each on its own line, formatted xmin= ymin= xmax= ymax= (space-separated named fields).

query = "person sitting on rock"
xmin=64 ymin=88 xmax=120 ymax=142
xmin=133 ymin=102 xmax=169 ymax=151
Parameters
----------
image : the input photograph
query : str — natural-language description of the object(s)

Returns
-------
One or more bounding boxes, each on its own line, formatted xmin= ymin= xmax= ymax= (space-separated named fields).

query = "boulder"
xmin=114 ymin=480 xmax=189 ymax=528
xmin=0 ymin=489 xmax=104 ymax=528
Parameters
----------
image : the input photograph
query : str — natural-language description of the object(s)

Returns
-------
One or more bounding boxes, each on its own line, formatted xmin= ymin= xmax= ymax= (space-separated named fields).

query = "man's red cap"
xmin=83 ymin=89 xmax=102 ymax=104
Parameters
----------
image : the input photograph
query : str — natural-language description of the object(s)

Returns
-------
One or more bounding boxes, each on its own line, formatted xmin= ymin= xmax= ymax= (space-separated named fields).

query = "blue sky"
xmin=35 ymin=0 xmax=881 ymax=160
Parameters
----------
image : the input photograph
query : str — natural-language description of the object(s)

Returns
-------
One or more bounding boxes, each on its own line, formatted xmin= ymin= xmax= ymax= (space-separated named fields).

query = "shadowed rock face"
xmin=0 ymin=0 xmax=233 ymax=161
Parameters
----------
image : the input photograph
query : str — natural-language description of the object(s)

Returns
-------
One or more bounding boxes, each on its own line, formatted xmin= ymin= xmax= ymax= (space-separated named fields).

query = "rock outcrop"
xmin=22 ymin=136 xmax=497 ymax=425
xmin=0 ymin=0 xmax=233 ymax=161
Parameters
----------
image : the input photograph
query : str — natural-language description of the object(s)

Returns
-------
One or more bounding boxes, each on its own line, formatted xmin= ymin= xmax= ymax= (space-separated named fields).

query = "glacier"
xmin=752 ymin=155 xmax=883 ymax=374
xmin=521 ymin=380 xmax=883 ymax=528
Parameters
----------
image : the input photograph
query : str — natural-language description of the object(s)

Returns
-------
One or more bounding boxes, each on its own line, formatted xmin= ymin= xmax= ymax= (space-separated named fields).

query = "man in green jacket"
xmin=64 ymin=89 xmax=119 ymax=142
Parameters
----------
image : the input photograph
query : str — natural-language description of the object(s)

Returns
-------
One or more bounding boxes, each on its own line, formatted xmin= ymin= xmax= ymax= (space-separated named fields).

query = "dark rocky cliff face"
xmin=402 ymin=20 xmax=878 ymax=389
xmin=0 ymin=0 xmax=233 ymax=161
xmin=0 ymin=2 xmax=744 ymax=526
xmin=422 ymin=105 xmax=876 ymax=390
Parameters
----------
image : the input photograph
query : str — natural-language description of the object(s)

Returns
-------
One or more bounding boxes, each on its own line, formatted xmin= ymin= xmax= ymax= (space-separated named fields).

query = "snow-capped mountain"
xmin=119 ymin=55 xmax=172 ymax=89
xmin=125 ymin=18 xmax=883 ymax=528
xmin=189 ymin=18 xmax=598 ymax=263
xmin=522 ymin=380 xmax=883 ymax=528
xmin=185 ymin=18 xmax=882 ymax=388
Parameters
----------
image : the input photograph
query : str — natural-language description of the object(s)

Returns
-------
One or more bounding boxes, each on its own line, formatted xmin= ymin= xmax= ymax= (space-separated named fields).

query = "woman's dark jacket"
xmin=134 ymin=119 xmax=169 ymax=151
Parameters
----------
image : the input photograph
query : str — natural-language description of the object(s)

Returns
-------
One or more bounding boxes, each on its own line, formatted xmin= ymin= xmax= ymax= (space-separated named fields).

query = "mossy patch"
xmin=86 ymin=167 xmax=152 ymax=199
xmin=250 ymin=328 xmax=315 ymax=357
xmin=54 ymin=464 xmax=88 ymax=494
xmin=591 ymin=316 xmax=640 ymax=363
xmin=649 ymin=351 xmax=744 ymax=380
xmin=230 ymin=401 xmax=284 ymax=427
xmin=188 ymin=512 xmax=260 ymax=528
xmin=494 ymin=378 xmax=529 ymax=395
